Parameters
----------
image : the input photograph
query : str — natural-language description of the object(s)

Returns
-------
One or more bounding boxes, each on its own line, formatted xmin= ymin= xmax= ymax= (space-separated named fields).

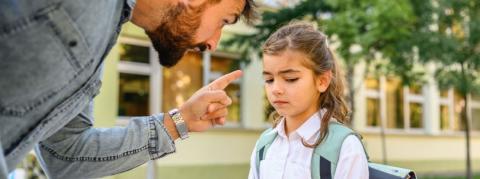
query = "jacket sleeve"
xmin=35 ymin=101 xmax=176 ymax=179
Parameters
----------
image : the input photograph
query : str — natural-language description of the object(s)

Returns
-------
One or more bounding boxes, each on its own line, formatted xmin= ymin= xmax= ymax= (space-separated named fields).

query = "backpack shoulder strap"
xmin=311 ymin=122 xmax=361 ymax=179
xmin=254 ymin=128 xmax=278 ymax=177
xmin=310 ymin=123 xmax=416 ymax=179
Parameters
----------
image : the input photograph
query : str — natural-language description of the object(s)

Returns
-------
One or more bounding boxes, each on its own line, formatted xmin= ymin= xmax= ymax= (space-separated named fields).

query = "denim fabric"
xmin=0 ymin=143 xmax=7 ymax=178
xmin=0 ymin=0 xmax=176 ymax=178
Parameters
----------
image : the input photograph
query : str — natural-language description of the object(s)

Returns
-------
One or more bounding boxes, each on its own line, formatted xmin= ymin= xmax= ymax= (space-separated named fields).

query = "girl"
xmin=248 ymin=21 xmax=369 ymax=179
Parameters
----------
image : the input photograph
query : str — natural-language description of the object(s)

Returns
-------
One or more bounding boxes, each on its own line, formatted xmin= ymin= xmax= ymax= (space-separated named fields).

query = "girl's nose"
xmin=271 ymin=82 xmax=284 ymax=96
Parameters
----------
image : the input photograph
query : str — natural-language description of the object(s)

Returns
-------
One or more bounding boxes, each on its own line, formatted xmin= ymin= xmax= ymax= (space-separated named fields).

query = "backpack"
xmin=254 ymin=122 xmax=416 ymax=179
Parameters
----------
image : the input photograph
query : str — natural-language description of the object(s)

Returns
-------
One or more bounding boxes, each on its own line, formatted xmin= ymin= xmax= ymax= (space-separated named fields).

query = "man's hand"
xmin=179 ymin=70 xmax=242 ymax=132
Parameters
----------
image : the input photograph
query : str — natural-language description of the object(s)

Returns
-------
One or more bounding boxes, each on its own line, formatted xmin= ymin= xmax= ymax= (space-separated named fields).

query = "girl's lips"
xmin=273 ymin=100 xmax=289 ymax=104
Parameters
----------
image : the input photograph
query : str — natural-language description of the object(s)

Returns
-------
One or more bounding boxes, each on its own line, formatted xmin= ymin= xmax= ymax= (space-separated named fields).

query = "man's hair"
xmin=208 ymin=0 xmax=258 ymax=24
xmin=242 ymin=0 xmax=258 ymax=24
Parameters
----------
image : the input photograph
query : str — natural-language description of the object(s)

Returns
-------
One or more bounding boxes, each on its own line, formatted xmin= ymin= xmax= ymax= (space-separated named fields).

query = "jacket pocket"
xmin=0 ymin=3 xmax=93 ymax=116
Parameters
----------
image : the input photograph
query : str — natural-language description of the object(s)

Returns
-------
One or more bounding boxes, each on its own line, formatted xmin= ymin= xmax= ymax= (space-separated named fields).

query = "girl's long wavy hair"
xmin=263 ymin=21 xmax=350 ymax=148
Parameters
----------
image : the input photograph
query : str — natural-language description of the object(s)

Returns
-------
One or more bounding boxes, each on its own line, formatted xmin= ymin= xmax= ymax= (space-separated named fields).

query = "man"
xmin=0 ymin=0 xmax=256 ymax=178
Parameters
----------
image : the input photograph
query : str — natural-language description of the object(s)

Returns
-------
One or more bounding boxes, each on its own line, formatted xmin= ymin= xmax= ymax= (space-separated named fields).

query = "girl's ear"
xmin=315 ymin=70 xmax=332 ymax=93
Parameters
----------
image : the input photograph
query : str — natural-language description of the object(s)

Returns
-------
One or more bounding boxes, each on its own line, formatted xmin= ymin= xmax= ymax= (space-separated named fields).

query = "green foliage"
xmin=410 ymin=0 xmax=480 ymax=96
xmin=224 ymin=0 xmax=423 ymax=85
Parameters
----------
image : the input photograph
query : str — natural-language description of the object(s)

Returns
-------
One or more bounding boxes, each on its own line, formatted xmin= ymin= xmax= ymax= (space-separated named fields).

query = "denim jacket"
xmin=0 ymin=0 xmax=176 ymax=178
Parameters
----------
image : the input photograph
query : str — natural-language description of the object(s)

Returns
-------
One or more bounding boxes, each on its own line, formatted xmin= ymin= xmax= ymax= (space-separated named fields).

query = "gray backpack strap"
xmin=311 ymin=122 xmax=357 ymax=179
xmin=254 ymin=128 xmax=278 ymax=177
xmin=311 ymin=122 xmax=416 ymax=179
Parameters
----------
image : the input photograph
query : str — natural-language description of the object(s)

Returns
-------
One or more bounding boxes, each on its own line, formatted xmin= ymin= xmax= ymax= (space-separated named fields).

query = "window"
xmin=404 ymin=86 xmax=424 ymax=130
xmin=117 ymin=39 xmax=157 ymax=118
xmin=161 ymin=52 xmax=203 ymax=114
xmin=364 ymin=76 xmax=384 ymax=128
xmin=364 ymin=75 xmax=425 ymax=131
xmin=471 ymin=94 xmax=480 ymax=131
xmin=116 ymin=38 xmax=242 ymax=126
xmin=439 ymin=89 xmax=458 ymax=131
xmin=366 ymin=98 xmax=380 ymax=127
xmin=120 ymin=44 xmax=150 ymax=64
xmin=409 ymin=102 xmax=423 ymax=128
xmin=451 ymin=92 xmax=466 ymax=131
xmin=118 ymin=73 xmax=150 ymax=116
xmin=385 ymin=78 xmax=404 ymax=129
xmin=210 ymin=55 xmax=241 ymax=123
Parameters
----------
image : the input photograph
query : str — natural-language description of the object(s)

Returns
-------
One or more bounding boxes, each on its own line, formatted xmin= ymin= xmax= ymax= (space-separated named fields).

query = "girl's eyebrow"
xmin=263 ymin=69 xmax=301 ymax=75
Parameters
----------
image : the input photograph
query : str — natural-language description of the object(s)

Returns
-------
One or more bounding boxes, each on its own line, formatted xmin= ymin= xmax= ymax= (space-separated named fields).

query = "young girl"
xmin=248 ymin=21 xmax=369 ymax=179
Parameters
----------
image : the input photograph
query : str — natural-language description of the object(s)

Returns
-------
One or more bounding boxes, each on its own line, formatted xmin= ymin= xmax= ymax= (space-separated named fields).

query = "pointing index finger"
xmin=208 ymin=70 xmax=243 ymax=90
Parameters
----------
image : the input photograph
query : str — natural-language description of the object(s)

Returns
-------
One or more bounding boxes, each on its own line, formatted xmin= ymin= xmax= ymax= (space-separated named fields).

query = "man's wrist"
xmin=163 ymin=114 xmax=180 ymax=140
xmin=168 ymin=108 xmax=189 ymax=140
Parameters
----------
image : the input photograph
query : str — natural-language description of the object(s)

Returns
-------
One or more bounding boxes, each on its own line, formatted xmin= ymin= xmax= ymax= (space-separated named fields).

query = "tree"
xmin=409 ymin=0 xmax=480 ymax=178
xmin=224 ymin=0 xmax=419 ymax=164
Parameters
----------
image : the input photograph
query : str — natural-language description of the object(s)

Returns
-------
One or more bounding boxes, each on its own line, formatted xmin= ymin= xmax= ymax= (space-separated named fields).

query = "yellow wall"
xmin=94 ymin=43 xmax=119 ymax=127
xmin=93 ymin=22 xmax=480 ymax=178
xmin=362 ymin=132 xmax=480 ymax=162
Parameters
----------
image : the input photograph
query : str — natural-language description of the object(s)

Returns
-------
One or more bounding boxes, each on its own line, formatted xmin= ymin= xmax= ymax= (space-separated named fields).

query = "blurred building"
xmin=89 ymin=8 xmax=480 ymax=179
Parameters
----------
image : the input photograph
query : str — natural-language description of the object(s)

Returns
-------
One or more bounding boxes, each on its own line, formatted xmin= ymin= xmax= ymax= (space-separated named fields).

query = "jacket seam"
xmin=39 ymin=143 xmax=148 ymax=162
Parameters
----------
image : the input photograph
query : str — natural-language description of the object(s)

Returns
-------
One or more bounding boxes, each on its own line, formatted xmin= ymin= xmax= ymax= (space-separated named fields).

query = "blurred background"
xmin=9 ymin=0 xmax=480 ymax=178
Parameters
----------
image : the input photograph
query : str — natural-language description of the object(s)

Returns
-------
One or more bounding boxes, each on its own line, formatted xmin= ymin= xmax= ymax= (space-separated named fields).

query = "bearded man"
xmin=0 ymin=0 xmax=256 ymax=178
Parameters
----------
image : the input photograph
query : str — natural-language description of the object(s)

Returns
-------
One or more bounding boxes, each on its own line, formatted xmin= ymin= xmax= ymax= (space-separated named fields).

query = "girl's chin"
xmin=275 ymin=110 xmax=290 ymax=117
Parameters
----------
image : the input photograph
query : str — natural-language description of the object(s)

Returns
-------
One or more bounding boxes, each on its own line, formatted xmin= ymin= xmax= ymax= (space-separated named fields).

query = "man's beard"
xmin=146 ymin=3 xmax=207 ymax=67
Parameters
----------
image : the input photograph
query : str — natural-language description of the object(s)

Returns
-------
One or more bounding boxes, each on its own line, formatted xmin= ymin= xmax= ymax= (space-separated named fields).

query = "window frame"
xmin=202 ymin=51 xmax=243 ymax=128
xmin=115 ymin=37 xmax=243 ymax=127
xmin=116 ymin=37 xmax=162 ymax=125
xmin=363 ymin=76 xmax=427 ymax=133
xmin=469 ymin=94 xmax=480 ymax=133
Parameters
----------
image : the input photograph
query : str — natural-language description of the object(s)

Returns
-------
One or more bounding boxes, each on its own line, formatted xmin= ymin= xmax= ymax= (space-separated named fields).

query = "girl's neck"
xmin=284 ymin=108 xmax=320 ymax=136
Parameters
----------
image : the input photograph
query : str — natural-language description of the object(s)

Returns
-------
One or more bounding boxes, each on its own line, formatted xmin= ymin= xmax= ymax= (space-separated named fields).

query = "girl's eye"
xmin=285 ymin=78 xmax=299 ymax=82
xmin=265 ymin=79 xmax=274 ymax=84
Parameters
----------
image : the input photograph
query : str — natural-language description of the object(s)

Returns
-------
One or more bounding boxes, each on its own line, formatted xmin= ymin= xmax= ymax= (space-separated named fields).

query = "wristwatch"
xmin=168 ymin=108 xmax=189 ymax=140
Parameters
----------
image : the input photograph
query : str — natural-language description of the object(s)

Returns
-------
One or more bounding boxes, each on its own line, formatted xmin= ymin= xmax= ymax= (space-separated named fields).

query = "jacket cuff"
xmin=148 ymin=113 xmax=176 ymax=160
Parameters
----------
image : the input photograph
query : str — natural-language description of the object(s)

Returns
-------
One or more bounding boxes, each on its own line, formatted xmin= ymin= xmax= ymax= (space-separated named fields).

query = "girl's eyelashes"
xmin=263 ymin=78 xmax=298 ymax=84
xmin=285 ymin=78 xmax=299 ymax=83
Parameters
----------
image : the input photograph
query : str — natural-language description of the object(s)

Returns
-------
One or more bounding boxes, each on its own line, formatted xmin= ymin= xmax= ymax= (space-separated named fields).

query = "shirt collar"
xmin=274 ymin=118 xmax=288 ymax=139
xmin=274 ymin=109 xmax=327 ymax=142
xmin=296 ymin=110 xmax=322 ymax=143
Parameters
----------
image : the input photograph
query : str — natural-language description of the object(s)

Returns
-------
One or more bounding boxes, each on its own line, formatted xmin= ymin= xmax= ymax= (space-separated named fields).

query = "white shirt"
xmin=248 ymin=112 xmax=369 ymax=179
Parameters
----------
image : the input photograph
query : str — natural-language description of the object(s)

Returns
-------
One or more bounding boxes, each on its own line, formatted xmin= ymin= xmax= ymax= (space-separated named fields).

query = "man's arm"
xmin=35 ymin=101 xmax=176 ymax=179
xmin=35 ymin=70 xmax=242 ymax=178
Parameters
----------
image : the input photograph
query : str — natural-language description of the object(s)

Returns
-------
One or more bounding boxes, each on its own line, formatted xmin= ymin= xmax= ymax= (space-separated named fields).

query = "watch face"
xmin=173 ymin=115 xmax=183 ymax=124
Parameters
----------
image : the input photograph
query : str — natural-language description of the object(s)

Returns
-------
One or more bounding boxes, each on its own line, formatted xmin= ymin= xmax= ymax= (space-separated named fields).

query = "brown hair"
xmin=207 ymin=0 xmax=258 ymax=24
xmin=262 ymin=21 xmax=350 ymax=148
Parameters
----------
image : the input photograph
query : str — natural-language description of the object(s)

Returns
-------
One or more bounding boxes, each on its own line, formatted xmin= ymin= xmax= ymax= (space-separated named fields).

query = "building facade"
xmin=92 ymin=21 xmax=480 ymax=179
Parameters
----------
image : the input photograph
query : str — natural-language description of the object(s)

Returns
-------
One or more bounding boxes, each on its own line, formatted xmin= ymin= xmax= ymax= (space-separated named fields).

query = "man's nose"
xmin=205 ymin=29 xmax=222 ymax=51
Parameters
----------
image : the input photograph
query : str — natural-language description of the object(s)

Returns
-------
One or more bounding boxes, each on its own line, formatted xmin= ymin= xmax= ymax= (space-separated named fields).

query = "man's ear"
xmin=316 ymin=70 xmax=332 ymax=93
